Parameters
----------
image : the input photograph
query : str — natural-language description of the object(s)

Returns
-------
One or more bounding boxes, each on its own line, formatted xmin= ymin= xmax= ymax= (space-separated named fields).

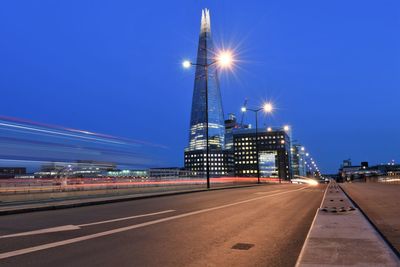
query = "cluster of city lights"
xmin=299 ymin=146 xmax=321 ymax=177
xmin=183 ymin=46 xmax=323 ymax=180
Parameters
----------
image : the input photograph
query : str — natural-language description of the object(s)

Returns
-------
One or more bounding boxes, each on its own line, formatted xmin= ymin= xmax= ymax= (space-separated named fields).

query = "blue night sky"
xmin=0 ymin=1 xmax=399 ymax=173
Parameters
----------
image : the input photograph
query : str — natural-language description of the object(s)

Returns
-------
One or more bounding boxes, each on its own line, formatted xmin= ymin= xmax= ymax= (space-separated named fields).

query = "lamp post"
xmin=283 ymin=125 xmax=291 ymax=184
xmin=183 ymin=51 xmax=233 ymax=189
xmin=241 ymin=103 xmax=273 ymax=184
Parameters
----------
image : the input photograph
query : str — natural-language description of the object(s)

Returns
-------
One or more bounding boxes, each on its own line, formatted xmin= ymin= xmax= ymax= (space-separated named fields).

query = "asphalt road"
xmin=0 ymin=184 xmax=326 ymax=267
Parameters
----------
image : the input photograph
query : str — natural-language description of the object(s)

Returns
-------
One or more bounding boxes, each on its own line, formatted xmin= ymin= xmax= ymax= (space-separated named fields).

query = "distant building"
xmin=233 ymin=128 xmax=292 ymax=180
xmin=35 ymin=161 xmax=116 ymax=178
xmin=107 ymin=169 xmax=148 ymax=178
xmin=148 ymin=168 xmax=187 ymax=180
xmin=338 ymin=160 xmax=379 ymax=182
xmin=342 ymin=159 xmax=352 ymax=167
xmin=224 ymin=113 xmax=240 ymax=151
xmin=368 ymin=163 xmax=400 ymax=176
xmin=0 ymin=167 xmax=26 ymax=179
xmin=291 ymin=144 xmax=307 ymax=177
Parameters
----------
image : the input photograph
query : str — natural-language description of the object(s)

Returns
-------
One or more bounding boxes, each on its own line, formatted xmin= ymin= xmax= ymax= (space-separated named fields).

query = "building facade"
xmin=184 ymin=9 xmax=230 ymax=177
xmin=187 ymin=9 xmax=225 ymax=151
xmin=184 ymin=150 xmax=234 ymax=177
xmin=291 ymin=144 xmax=307 ymax=177
xmin=233 ymin=129 xmax=292 ymax=180
xmin=0 ymin=167 xmax=26 ymax=179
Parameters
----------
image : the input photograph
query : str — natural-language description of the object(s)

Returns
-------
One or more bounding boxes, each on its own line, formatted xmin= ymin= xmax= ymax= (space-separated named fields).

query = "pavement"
xmin=0 ymin=184 xmax=325 ymax=267
xmin=341 ymin=182 xmax=400 ymax=254
xmin=296 ymin=181 xmax=399 ymax=267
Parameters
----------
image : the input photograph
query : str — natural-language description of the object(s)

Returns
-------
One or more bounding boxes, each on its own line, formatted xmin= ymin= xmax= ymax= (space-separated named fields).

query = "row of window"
xmin=186 ymin=162 xmax=225 ymax=166
xmin=185 ymin=158 xmax=224 ymax=162
xmin=236 ymin=161 xmax=257 ymax=165
xmin=236 ymin=145 xmax=286 ymax=150
xmin=185 ymin=153 xmax=225 ymax=158
xmin=237 ymin=155 xmax=255 ymax=160
xmin=237 ymin=169 xmax=259 ymax=174
xmin=235 ymin=140 xmax=286 ymax=147
xmin=235 ymin=135 xmax=285 ymax=142
xmin=190 ymin=167 xmax=227 ymax=171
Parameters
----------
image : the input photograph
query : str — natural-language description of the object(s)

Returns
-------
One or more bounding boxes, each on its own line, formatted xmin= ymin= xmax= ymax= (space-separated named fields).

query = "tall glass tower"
xmin=187 ymin=9 xmax=225 ymax=151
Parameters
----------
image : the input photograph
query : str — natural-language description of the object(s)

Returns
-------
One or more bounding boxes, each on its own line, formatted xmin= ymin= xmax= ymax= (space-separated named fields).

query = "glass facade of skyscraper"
xmin=187 ymin=9 xmax=225 ymax=151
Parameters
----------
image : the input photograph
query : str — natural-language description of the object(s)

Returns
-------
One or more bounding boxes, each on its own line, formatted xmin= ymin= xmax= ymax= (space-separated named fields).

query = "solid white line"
xmin=0 ymin=225 xmax=81 ymax=239
xmin=0 ymin=210 xmax=176 ymax=239
xmin=0 ymin=187 xmax=307 ymax=260
xmin=78 ymin=209 xmax=176 ymax=227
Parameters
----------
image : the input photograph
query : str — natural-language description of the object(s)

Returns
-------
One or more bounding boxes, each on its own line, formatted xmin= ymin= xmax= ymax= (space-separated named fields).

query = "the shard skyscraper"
xmin=187 ymin=9 xmax=225 ymax=152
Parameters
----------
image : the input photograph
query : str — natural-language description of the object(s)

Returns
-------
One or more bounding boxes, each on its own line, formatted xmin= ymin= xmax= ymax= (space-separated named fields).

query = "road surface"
xmin=0 ymin=184 xmax=325 ymax=267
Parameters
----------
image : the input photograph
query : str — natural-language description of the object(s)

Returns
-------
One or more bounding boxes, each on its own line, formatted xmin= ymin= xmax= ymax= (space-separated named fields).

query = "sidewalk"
xmin=341 ymin=182 xmax=400 ymax=254
xmin=296 ymin=181 xmax=399 ymax=267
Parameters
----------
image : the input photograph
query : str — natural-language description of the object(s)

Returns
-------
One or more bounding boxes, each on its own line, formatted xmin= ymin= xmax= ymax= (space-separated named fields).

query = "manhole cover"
xmin=231 ymin=243 xmax=255 ymax=250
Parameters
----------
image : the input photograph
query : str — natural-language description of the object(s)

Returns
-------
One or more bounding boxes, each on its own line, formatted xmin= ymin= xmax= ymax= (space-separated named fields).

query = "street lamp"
xmin=241 ymin=102 xmax=274 ymax=184
xmin=283 ymin=125 xmax=290 ymax=132
xmin=183 ymin=50 xmax=234 ymax=189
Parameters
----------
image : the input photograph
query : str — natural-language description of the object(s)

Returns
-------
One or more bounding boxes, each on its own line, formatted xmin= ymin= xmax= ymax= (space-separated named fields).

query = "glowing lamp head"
xmin=241 ymin=107 xmax=247 ymax=112
xmin=267 ymin=127 xmax=272 ymax=132
xmin=263 ymin=103 xmax=273 ymax=113
xmin=283 ymin=125 xmax=290 ymax=131
xmin=182 ymin=60 xmax=191 ymax=69
xmin=216 ymin=50 xmax=233 ymax=68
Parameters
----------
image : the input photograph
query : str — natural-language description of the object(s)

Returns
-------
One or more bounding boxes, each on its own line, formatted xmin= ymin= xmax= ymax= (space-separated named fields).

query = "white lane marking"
xmin=253 ymin=189 xmax=284 ymax=195
xmin=77 ymin=209 xmax=175 ymax=227
xmin=0 ymin=210 xmax=175 ymax=239
xmin=0 ymin=225 xmax=80 ymax=239
xmin=0 ymin=187 xmax=307 ymax=260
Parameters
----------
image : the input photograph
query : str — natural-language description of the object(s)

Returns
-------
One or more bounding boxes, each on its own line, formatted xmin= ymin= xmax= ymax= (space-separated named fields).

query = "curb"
xmin=0 ymin=184 xmax=263 ymax=216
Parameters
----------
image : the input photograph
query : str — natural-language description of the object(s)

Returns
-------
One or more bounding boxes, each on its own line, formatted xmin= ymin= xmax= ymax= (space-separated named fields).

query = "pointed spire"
xmin=200 ymin=8 xmax=211 ymax=33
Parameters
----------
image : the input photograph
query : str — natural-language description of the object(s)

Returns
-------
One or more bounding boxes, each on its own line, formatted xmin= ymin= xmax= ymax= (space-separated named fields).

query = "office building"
xmin=233 ymin=129 xmax=292 ymax=180
xmin=291 ymin=144 xmax=307 ymax=177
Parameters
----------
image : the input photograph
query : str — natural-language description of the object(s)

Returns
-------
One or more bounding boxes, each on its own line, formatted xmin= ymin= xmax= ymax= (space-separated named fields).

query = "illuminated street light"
xmin=241 ymin=102 xmax=276 ymax=184
xmin=283 ymin=125 xmax=290 ymax=132
xmin=263 ymin=102 xmax=273 ymax=113
xmin=183 ymin=50 xmax=235 ymax=189
xmin=182 ymin=60 xmax=191 ymax=68
xmin=216 ymin=50 xmax=233 ymax=68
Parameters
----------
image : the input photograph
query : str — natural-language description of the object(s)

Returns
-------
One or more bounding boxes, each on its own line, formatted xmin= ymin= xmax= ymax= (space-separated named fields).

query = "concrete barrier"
xmin=295 ymin=181 xmax=399 ymax=267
